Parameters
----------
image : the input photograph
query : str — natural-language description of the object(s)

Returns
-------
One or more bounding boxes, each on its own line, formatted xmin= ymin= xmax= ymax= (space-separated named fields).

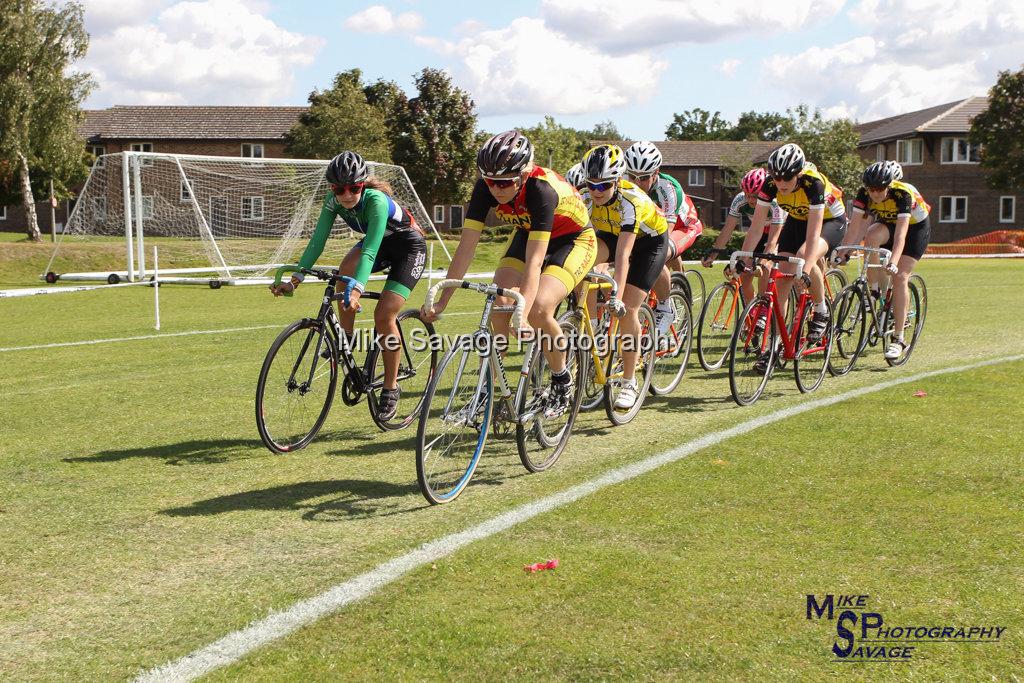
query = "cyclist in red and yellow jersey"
xmin=421 ymin=130 xmax=597 ymax=417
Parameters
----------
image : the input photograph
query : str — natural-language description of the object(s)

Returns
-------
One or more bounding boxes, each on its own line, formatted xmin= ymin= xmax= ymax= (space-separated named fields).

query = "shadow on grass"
xmin=161 ymin=478 xmax=426 ymax=521
xmin=63 ymin=438 xmax=265 ymax=466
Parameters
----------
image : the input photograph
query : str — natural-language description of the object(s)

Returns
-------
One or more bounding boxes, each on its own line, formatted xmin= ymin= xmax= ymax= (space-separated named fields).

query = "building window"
xmin=131 ymin=142 xmax=154 ymax=167
xmin=87 ymin=145 xmax=106 ymax=168
xmin=939 ymin=196 xmax=968 ymax=223
xmin=1000 ymin=196 xmax=1016 ymax=223
xmin=875 ymin=144 xmax=885 ymax=161
xmin=241 ymin=143 xmax=264 ymax=158
xmin=941 ymin=137 xmax=980 ymax=164
xmin=896 ymin=139 xmax=922 ymax=165
xmin=719 ymin=206 xmax=728 ymax=225
xmin=433 ymin=205 xmax=444 ymax=223
xmin=241 ymin=196 xmax=264 ymax=221
xmin=449 ymin=205 xmax=464 ymax=230
xmin=141 ymin=195 xmax=154 ymax=220
xmin=180 ymin=180 xmax=193 ymax=202
xmin=0 ymin=205 xmax=6 ymax=220
xmin=688 ymin=169 xmax=705 ymax=186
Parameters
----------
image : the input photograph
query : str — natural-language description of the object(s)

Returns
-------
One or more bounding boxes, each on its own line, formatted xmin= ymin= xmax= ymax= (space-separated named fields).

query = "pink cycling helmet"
xmin=741 ymin=168 xmax=768 ymax=195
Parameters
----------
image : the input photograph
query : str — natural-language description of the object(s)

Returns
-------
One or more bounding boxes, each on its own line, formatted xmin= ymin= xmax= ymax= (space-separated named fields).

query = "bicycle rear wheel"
xmin=604 ymin=304 xmax=656 ymax=425
xmin=885 ymin=281 xmax=923 ymax=367
xmin=728 ymin=298 xmax=775 ymax=406
xmin=256 ymin=319 xmax=338 ymax=453
xmin=824 ymin=266 xmax=848 ymax=303
xmin=649 ymin=287 xmax=692 ymax=395
xmin=677 ymin=269 xmax=705 ymax=324
xmin=697 ymin=280 xmax=739 ymax=371
xmin=415 ymin=342 xmax=492 ymax=504
xmin=829 ymin=284 xmax=867 ymax=377
xmin=366 ymin=310 xmax=438 ymax=431
xmin=516 ymin=320 xmax=584 ymax=472
xmin=794 ymin=296 xmax=834 ymax=393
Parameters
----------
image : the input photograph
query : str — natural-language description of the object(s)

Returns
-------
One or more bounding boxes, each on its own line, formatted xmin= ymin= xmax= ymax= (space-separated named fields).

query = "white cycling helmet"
xmin=565 ymin=162 xmax=585 ymax=189
xmin=624 ymin=141 xmax=663 ymax=175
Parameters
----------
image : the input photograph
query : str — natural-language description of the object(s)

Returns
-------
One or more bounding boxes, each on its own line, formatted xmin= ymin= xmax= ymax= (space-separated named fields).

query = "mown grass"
xmin=0 ymin=249 xmax=1021 ymax=680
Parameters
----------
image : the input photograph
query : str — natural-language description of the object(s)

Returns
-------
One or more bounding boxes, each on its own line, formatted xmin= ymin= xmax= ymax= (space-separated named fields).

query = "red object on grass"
xmin=913 ymin=391 xmax=927 ymax=397
xmin=524 ymin=559 xmax=559 ymax=573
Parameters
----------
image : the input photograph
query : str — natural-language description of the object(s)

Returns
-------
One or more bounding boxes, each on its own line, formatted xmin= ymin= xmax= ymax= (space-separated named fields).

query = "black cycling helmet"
xmin=326 ymin=151 xmax=369 ymax=184
xmin=863 ymin=160 xmax=900 ymax=188
xmin=477 ymin=130 xmax=534 ymax=177
xmin=767 ymin=143 xmax=806 ymax=177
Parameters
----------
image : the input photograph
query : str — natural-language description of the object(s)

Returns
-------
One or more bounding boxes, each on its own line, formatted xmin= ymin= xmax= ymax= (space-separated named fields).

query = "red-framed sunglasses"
xmin=331 ymin=182 xmax=365 ymax=195
xmin=483 ymin=176 xmax=520 ymax=189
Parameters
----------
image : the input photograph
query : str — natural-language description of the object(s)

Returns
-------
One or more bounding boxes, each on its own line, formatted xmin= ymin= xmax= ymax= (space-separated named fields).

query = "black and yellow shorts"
xmin=596 ymin=231 xmax=669 ymax=292
xmin=498 ymin=228 xmax=598 ymax=292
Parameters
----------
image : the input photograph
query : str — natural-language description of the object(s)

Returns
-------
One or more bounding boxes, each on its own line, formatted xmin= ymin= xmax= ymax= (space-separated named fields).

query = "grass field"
xmin=1 ymin=238 xmax=1022 ymax=680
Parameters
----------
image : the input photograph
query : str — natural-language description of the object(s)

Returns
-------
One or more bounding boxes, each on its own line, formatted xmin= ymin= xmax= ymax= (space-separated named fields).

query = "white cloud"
xmin=763 ymin=1 xmax=1024 ymax=120
xmin=83 ymin=0 xmax=324 ymax=106
xmin=541 ymin=0 xmax=845 ymax=52
xmin=344 ymin=5 xmax=423 ymax=33
xmin=416 ymin=17 xmax=667 ymax=116
xmin=718 ymin=59 xmax=741 ymax=78
xmin=81 ymin=0 xmax=171 ymax=33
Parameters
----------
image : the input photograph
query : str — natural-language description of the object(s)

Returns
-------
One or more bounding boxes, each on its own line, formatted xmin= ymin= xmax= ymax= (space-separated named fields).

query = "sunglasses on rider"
xmin=866 ymin=185 xmax=889 ymax=193
xmin=331 ymin=182 xmax=365 ymax=195
xmin=586 ymin=180 xmax=616 ymax=192
xmin=483 ymin=176 xmax=520 ymax=189
xmin=771 ymin=172 xmax=798 ymax=182
xmin=628 ymin=172 xmax=656 ymax=183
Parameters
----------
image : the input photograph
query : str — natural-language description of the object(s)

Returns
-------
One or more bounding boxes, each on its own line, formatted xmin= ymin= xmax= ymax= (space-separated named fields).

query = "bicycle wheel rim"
xmin=416 ymin=344 xmax=492 ymax=504
xmin=604 ymin=305 xmax=656 ymax=425
xmin=886 ymin=282 xmax=923 ymax=367
xmin=367 ymin=310 xmax=438 ymax=431
xmin=728 ymin=297 xmax=774 ymax=406
xmin=830 ymin=285 xmax=866 ymax=376
xmin=697 ymin=281 xmax=737 ymax=371
xmin=256 ymin=320 xmax=338 ymax=453
xmin=794 ymin=297 xmax=833 ymax=393
xmin=649 ymin=288 xmax=692 ymax=395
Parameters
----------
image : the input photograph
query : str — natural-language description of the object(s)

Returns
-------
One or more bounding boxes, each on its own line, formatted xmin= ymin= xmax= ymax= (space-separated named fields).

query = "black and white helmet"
xmin=565 ymin=163 xmax=585 ymax=189
xmin=863 ymin=160 xmax=901 ymax=188
xmin=624 ymin=141 xmax=663 ymax=175
xmin=477 ymin=130 xmax=534 ymax=177
xmin=326 ymin=151 xmax=369 ymax=184
xmin=767 ymin=143 xmax=806 ymax=177
xmin=583 ymin=144 xmax=626 ymax=181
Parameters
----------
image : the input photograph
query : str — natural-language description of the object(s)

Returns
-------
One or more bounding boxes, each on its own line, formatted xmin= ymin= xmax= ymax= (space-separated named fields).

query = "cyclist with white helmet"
xmin=420 ymin=130 xmax=597 ymax=418
xmin=748 ymin=143 xmax=848 ymax=346
xmin=703 ymin=168 xmax=787 ymax=303
xmin=270 ymin=150 xmax=427 ymax=421
xmin=843 ymin=160 xmax=931 ymax=359
xmin=564 ymin=162 xmax=586 ymax=190
xmin=581 ymin=144 xmax=670 ymax=411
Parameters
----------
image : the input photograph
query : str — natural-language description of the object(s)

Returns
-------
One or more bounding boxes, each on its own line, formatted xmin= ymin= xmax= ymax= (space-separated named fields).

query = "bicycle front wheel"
xmin=256 ymin=319 xmax=338 ymax=453
xmin=415 ymin=342 xmax=492 ymax=504
xmin=366 ymin=310 xmax=438 ymax=431
xmin=516 ymin=320 xmax=584 ymax=472
xmin=604 ymin=304 xmax=656 ymax=425
xmin=728 ymin=298 xmax=775 ymax=406
xmin=649 ymin=287 xmax=692 ymax=395
xmin=829 ymin=285 xmax=867 ymax=377
xmin=697 ymin=281 xmax=739 ymax=371
xmin=910 ymin=273 xmax=928 ymax=325
xmin=794 ymin=296 xmax=834 ymax=393
xmin=824 ymin=266 xmax=848 ymax=303
xmin=682 ymin=268 xmax=706 ymax=321
xmin=885 ymin=281 xmax=923 ymax=367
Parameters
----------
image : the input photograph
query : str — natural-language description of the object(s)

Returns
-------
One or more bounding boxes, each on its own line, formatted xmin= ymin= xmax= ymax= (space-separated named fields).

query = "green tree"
xmin=589 ymin=119 xmax=624 ymax=140
xmin=665 ymin=108 xmax=732 ymax=141
xmin=285 ymin=69 xmax=392 ymax=163
xmin=0 ymin=0 xmax=93 ymax=241
xmin=389 ymin=68 xmax=478 ymax=206
xmin=731 ymin=111 xmax=795 ymax=141
xmin=517 ymin=116 xmax=592 ymax=173
xmin=785 ymin=105 xmax=864 ymax=194
xmin=971 ymin=67 xmax=1024 ymax=191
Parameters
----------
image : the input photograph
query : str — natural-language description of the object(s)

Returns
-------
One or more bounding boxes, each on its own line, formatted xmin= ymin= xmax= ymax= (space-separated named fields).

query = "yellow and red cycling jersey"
xmin=757 ymin=164 xmax=845 ymax=221
xmin=852 ymin=180 xmax=930 ymax=225
xmin=464 ymin=166 xmax=589 ymax=241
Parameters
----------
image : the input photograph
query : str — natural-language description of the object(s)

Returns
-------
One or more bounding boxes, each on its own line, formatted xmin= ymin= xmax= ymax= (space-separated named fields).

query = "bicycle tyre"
xmin=604 ymin=304 xmax=656 ymax=425
xmin=697 ymin=280 xmax=739 ymax=371
xmin=728 ymin=297 xmax=775 ymax=406
xmin=366 ymin=310 xmax=438 ymax=431
xmin=649 ymin=287 xmax=692 ymax=395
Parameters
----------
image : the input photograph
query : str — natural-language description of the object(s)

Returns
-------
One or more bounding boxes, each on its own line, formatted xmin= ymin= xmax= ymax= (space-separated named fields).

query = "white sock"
xmin=814 ymin=301 xmax=828 ymax=315
xmin=657 ymin=300 xmax=673 ymax=313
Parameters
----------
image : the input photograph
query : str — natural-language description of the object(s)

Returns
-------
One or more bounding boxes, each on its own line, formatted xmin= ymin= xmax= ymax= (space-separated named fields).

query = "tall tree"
xmin=731 ymin=111 xmax=795 ymax=141
xmin=589 ymin=119 xmax=624 ymax=141
xmin=0 ymin=0 xmax=93 ymax=241
xmin=971 ymin=67 xmax=1024 ymax=191
xmin=517 ymin=116 xmax=592 ymax=173
xmin=285 ymin=69 xmax=392 ymax=163
xmin=664 ymin=108 xmax=732 ymax=141
xmin=389 ymin=68 xmax=478 ymax=206
xmin=785 ymin=104 xmax=864 ymax=194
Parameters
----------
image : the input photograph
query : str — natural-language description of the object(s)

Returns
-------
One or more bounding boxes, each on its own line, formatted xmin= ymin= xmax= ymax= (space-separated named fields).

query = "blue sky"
xmin=81 ymin=0 xmax=1023 ymax=139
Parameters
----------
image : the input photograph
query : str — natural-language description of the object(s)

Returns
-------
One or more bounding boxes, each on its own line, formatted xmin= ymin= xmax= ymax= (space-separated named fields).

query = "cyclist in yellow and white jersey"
xmin=748 ymin=143 xmax=848 ymax=346
xmin=842 ymin=160 xmax=931 ymax=359
xmin=581 ymin=144 xmax=669 ymax=411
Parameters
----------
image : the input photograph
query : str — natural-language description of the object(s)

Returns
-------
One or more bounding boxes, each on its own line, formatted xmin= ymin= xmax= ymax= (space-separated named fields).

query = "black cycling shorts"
xmin=778 ymin=214 xmax=848 ymax=256
xmin=596 ymin=231 xmax=669 ymax=292
xmin=353 ymin=232 xmax=426 ymax=298
xmin=879 ymin=216 xmax=931 ymax=261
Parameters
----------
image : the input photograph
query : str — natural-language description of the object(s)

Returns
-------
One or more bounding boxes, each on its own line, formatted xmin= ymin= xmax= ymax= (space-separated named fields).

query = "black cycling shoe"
xmin=544 ymin=378 xmax=573 ymax=419
xmin=807 ymin=311 xmax=831 ymax=343
xmin=754 ymin=350 xmax=773 ymax=374
xmin=378 ymin=387 xmax=400 ymax=421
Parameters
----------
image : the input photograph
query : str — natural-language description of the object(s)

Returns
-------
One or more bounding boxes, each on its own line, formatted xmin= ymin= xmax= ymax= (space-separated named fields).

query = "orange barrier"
xmin=927 ymin=230 xmax=1024 ymax=256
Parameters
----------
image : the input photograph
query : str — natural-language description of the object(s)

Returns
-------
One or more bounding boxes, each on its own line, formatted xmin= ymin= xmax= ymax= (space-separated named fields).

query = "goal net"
xmin=45 ymin=152 xmax=449 ymax=283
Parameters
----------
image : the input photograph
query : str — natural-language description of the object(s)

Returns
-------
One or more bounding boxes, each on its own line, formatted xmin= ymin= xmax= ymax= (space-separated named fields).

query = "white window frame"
xmin=141 ymin=195 xmax=154 ymax=220
xmin=896 ymin=138 xmax=923 ymax=165
xmin=688 ymin=168 xmax=705 ymax=186
xmin=0 ymin=205 xmax=6 ymax=220
xmin=1000 ymin=196 xmax=1016 ymax=224
xmin=939 ymin=196 xmax=968 ymax=223
xmin=87 ymin=144 xmax=106 ymax=167
xmin=941 ymin=137 xmax=980 ymax=164
xmin=180 ymin=180 xmax=193 ymax=202
xmin=131 ymin=142 xmax=154 ymax=167
xmin=241 ymin=196 xmax=265 ymax=221
xmin=875 ymin=144 xmax=885 ymax=162
xmin=241 ymin=143 xmax=264 ymax=159
xmin=433 ymin=205 xmax=444 ymax=223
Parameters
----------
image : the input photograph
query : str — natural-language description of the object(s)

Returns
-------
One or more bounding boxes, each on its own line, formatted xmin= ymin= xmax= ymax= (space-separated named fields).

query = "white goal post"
xmin=44 ymin=151 xmax=451 ymax=284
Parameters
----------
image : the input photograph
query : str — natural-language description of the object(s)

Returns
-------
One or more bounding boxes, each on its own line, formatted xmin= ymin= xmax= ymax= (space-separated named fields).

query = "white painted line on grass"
xmin=135 ymin=353 xmax=1024 ymax=683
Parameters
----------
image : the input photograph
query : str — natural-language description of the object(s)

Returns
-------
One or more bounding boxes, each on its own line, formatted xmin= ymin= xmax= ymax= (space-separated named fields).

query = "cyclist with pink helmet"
xmin=702 ymin=168 xmax=787 ymax=303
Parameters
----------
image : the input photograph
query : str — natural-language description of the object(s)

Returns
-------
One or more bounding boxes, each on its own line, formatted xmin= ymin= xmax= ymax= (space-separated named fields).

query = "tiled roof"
xmin=856 ymin=97 xmax=988 ymax=145
xmin=78 ymin=105 xmax=308 ymax=141
xmin=590 ymin=140 xmax=781 ymax=167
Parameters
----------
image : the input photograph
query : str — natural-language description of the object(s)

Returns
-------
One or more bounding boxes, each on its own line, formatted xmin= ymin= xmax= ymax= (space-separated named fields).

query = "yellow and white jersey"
xmin=582 ymin=179 xmax=668 ymax=238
